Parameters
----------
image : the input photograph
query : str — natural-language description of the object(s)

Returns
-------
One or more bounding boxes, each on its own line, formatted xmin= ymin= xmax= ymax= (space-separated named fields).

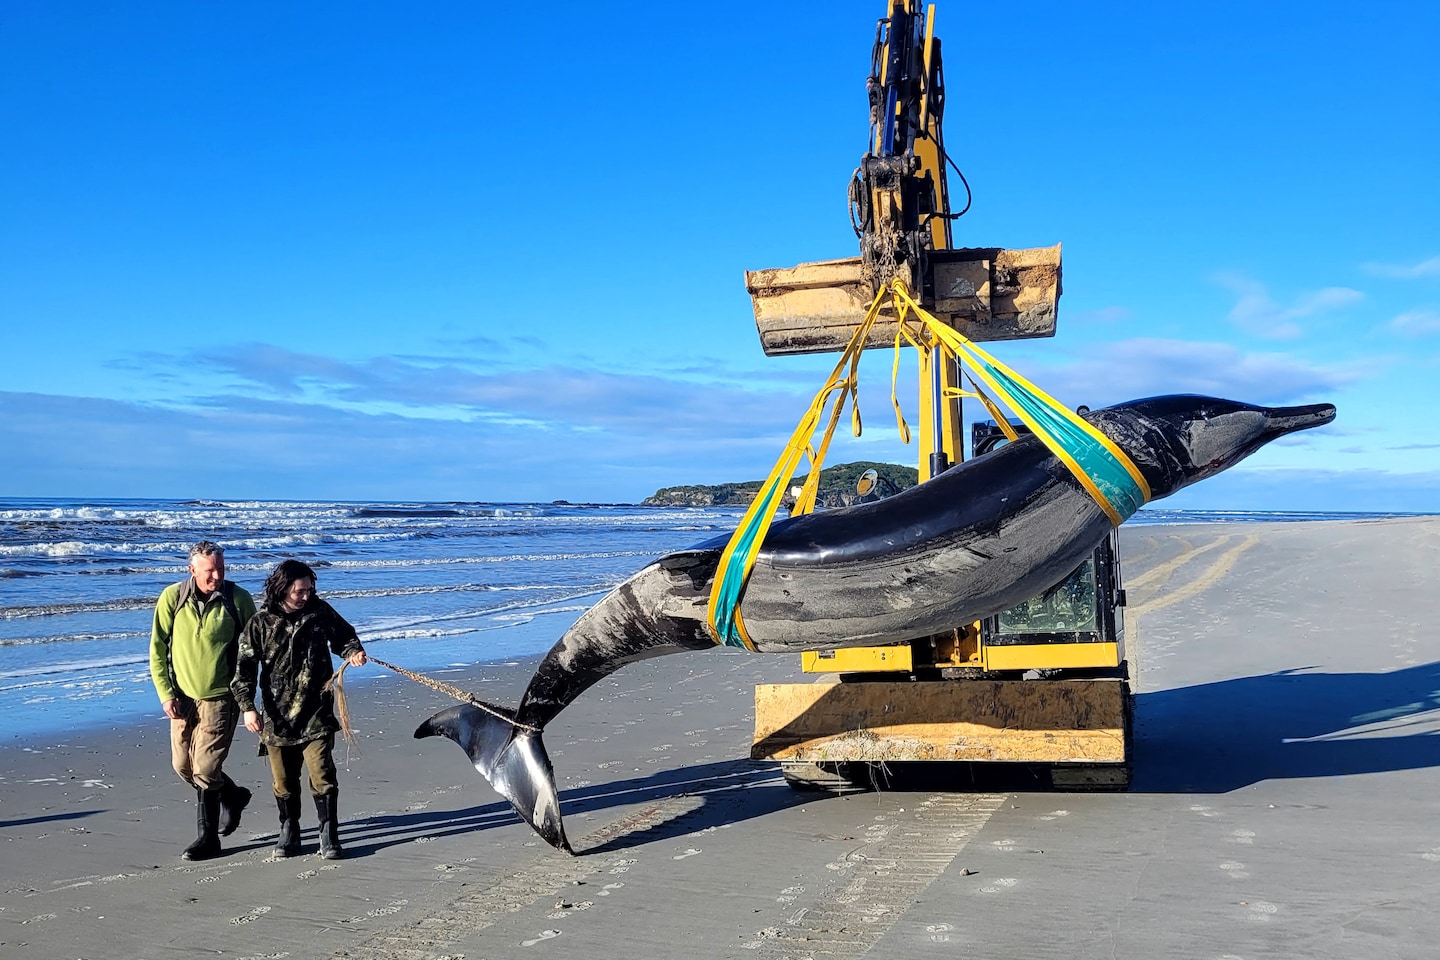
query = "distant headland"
xmin=643 ymin=461 xmax=918 ymax=508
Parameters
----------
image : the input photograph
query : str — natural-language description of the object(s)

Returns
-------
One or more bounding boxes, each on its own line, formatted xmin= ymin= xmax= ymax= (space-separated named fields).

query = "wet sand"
xmin=3 ymin=516 xmax=1438 ymax=959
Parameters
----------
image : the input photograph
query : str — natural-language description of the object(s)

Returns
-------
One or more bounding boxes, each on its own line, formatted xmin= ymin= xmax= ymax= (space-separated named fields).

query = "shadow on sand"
xmin=1131 ymin=659 xmax=1440 ymax=792
xmin=291 ymin=661 xmax=1440 ymax=857
xmin=861 ymin=660 xmax=1440 ymax=795
xmin=0 ymin=808 xmax=108 ymax=830
xmin=334 ymin=758 xmax=812 ymax=858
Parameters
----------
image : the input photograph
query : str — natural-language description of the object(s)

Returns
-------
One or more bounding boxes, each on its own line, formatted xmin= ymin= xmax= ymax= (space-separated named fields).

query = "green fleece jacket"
xmin=150 ymin=580 xmax=257 ymax=702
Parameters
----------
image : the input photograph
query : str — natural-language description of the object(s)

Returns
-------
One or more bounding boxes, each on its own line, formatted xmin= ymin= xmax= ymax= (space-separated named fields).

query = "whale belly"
xmin=738 ymin=483 xmax=1110 ymax=652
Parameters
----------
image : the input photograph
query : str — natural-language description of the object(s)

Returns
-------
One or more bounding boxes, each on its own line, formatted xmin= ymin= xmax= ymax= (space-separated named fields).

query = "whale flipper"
xmin=415 ymin=704 xmax=571 ymax=853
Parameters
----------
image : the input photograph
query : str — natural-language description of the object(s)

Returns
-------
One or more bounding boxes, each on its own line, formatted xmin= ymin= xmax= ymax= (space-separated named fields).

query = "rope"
xmin=328 ymin=656 xmax=541 ymax=737
xmin=328 ymin=664 xmax=360 ymax=754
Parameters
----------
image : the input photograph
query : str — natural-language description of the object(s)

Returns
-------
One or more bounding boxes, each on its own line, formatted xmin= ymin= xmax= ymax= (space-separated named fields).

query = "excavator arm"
xmin=745 ymin=2 xmax=1130 ymax=793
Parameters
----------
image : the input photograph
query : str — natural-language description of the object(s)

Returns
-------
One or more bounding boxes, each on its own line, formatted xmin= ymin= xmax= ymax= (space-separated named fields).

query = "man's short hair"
xmin=189 ymin=540 xmax=225 ymax=562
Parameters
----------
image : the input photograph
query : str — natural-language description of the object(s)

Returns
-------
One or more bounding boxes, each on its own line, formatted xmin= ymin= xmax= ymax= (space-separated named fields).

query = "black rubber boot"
xmin=218 ymin=774 xmax=251 ymax=837
xmin=181 ymin=787 xmax=223 ymax=861
xmin=314 ymin=789 xmax=342 ymax=860
xmin=273 ymin=794 xmax=301 ymax=857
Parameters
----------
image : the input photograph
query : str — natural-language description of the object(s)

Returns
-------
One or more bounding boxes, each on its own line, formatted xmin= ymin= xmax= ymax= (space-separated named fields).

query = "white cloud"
xmin=1362 ymin=255 xmax=1440 ymax=279
xmin=180 ymin=344 xmax=816 ymax=441
xmin=1389 ymin=309 xmax=1440 ymax=335
xmin=1214 ymin=273 xmax=1364 ymax=340
xmin=0 ymin=338 xmax=1426 ymax=511
xmin=0 ymin=331 xmax=1393 ymax=505
xmin=0 ymin=390 xmax=795 ymax=502
xmin=1004 ymin=337 xmax=1358 ymax=409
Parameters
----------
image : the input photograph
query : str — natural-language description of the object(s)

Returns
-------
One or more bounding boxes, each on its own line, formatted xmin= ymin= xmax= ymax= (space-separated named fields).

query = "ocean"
xmin=0 ymin=497 xmax=1411 ymax=742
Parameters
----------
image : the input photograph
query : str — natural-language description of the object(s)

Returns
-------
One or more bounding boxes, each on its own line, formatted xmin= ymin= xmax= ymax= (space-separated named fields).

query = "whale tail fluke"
xmin=415 ymin=703 xmax=572 ymax=854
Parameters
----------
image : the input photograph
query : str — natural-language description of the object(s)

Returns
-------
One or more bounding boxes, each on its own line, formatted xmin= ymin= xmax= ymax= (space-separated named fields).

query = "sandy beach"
xmin=3 ymin=516 xmax=1438 ymax=959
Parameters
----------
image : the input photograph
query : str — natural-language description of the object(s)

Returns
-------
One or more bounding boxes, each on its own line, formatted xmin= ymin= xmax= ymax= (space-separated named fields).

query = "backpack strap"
xmin=218 ymin=581 xmax=244 ymax=641
xmin=175 ymin=578 xmax=246 ymax=640
xmin=163 ymin=579 xmax=189 ymax=701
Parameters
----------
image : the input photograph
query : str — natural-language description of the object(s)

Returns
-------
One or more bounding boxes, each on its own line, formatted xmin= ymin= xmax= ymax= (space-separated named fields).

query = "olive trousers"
xmin=266 ymin=735 xmax=338 ymax=797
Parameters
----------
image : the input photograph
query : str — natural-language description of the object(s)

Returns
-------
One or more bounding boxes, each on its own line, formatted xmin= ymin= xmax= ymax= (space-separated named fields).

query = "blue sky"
xmin=2 ymin=1 xmax=1437 ymax=510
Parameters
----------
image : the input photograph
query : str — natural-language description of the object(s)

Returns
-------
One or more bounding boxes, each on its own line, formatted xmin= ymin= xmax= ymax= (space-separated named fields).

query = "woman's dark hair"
xmin=262 ymin=559 xmax=318 ymax=612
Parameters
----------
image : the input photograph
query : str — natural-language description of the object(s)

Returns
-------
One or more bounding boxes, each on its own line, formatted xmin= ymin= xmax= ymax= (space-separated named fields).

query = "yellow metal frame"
xmin=802 ymin=645 xmax=914 ymax=673
xmin=911 ymin=3 xmax=962 ymax=482
xmin=804 ymin=0 xmax=958 ymax=660
xmin=917 ymin=342 xmax=963 ymax=480
xmin=981 ymin=642 xmax=1121 ymax=672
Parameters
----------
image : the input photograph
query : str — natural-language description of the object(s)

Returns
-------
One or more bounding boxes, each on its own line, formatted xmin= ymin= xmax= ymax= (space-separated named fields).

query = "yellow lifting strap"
xmin=945 ymin=382 xmax=1020 ymax=443
xmin=705 ymin=278 xmax=1152 ymax=650
xmin=704 ymin=286 xmax=890 ymax=650
xmin=887 ymin=278 xmax=1151 ymax=525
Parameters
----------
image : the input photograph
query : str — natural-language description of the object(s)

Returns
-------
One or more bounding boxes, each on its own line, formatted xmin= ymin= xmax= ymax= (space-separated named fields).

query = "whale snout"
xmin=1110 ymin=394 xmax=1339 ymax=500
xmin=1263 ymin=402 xmax=1337 ymax=438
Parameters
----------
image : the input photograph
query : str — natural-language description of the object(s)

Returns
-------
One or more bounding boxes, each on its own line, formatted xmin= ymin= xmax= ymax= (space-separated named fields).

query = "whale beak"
xmin=1263 ymin=402 xmax=1337 ymax=439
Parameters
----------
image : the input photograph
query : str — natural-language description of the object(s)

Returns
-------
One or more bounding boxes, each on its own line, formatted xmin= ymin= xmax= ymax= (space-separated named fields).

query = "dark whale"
xmin=417 ymin=394 xmax=1335 ymax=851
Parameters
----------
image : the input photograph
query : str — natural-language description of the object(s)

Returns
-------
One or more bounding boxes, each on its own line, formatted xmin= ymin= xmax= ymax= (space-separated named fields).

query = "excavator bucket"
xmin=746 ymin=244 xmax=1062 ymax=356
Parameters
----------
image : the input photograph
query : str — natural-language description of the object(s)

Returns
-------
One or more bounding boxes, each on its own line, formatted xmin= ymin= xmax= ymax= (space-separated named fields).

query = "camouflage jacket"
xmin=231 ymin=597 xmax=364 ymax=747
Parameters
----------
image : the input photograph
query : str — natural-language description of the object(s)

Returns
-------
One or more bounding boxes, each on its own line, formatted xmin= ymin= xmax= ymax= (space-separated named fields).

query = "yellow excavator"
xmin=745 ymin=0 xmax=1132 ymax=790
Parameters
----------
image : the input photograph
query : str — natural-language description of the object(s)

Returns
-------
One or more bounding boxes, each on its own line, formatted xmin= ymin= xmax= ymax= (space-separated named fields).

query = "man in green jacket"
xmin=150 ymin=540 xmax=257 ymax=860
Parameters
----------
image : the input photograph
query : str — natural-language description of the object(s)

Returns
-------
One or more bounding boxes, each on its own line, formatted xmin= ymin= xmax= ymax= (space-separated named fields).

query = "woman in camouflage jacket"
xmin=232 ymin=559 xmax=366 ymax=859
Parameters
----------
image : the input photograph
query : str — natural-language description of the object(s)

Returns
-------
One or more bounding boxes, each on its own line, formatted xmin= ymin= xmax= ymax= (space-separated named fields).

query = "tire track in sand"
xmin=1127 ymin=533 xmax=1259 ymax=619
xmin=1125 ymin=533 xmax=1259 ymax=684
xmin=1125 ymin=534 xmax=1233 ymax=596
xmin=342 ymin=794 xmax=705 ymax=960
xmin=744 ymin=793 xmax=1004 ymax=958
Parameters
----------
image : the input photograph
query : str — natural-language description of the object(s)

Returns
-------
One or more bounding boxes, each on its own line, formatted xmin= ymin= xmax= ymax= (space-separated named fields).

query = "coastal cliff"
xmin=643 ymin=461 xmax=918 ymax=509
